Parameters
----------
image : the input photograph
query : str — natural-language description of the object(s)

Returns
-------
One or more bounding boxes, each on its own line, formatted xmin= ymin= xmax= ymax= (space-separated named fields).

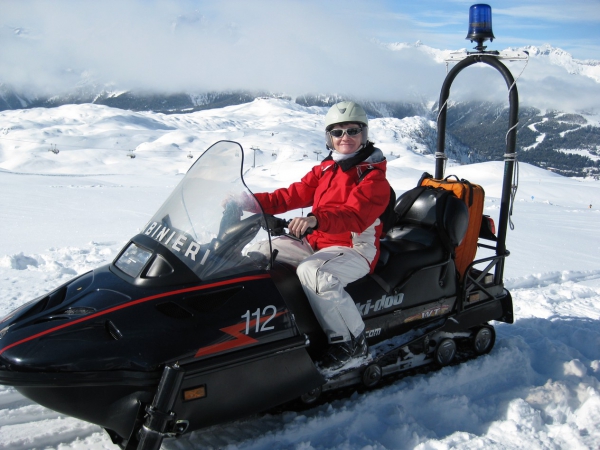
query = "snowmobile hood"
xmin=0 ymin=141 xmax=294 ymax=375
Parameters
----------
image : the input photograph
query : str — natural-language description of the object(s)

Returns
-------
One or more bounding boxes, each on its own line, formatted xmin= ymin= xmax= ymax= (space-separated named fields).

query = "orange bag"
xmin=419 ymin=174 xmax=485 ymax=279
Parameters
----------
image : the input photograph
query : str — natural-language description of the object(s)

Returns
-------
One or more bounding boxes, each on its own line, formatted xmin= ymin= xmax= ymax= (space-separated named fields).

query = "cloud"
xmin=517 ymin=58 xmax=600 ymax=112
xmin=495 ymin=0 xmax=600 ymax=24
xmin=0 ymin=0 xmax=599 ymax=113
xmin=0 ymin=0 xmax=445 ymax=100
xmin=431 ymin=55 xmax=600 ymax=113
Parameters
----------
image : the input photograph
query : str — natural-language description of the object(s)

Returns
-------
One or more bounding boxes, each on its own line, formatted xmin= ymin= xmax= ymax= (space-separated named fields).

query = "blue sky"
xmin=375 ymin=0 xmax=600 ymax=60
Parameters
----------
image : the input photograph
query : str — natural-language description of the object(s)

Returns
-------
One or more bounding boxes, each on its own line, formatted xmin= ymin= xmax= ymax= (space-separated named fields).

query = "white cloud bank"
xmin=1 ymin=0 xmax=600 ymax=112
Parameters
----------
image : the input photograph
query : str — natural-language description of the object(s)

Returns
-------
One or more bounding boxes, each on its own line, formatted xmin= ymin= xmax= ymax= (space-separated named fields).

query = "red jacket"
xmin=254 ymin=145 xmax=390 ymax=271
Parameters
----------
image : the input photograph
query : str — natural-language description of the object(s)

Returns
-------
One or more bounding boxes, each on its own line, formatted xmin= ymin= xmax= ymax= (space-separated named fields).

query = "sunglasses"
xmin=328 ymin=127 xmax=363 ymax=138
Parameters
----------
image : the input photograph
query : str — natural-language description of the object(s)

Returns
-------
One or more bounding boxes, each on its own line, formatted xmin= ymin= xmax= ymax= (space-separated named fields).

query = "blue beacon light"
xmin=465 ymin=4 xmax=495 ymax=52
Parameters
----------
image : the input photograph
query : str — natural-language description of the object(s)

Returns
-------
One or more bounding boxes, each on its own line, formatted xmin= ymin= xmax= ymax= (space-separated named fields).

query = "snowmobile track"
xmin=270 ymin=343 xmax=485 ymax=414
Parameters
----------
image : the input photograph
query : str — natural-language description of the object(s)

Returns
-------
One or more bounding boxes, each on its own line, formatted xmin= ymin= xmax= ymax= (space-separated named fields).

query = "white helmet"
xmin=324 ymin=101 xmax=369 ymax=149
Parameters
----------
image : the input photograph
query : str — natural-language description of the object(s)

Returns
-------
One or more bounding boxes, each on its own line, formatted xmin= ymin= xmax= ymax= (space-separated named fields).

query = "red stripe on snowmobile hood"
xmin=0 ymin=273 xmax=272 ymax=356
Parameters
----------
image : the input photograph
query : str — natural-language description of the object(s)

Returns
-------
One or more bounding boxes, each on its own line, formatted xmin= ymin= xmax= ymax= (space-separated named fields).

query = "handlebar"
xmin=265 ymin=215 xmax=313 ymax=241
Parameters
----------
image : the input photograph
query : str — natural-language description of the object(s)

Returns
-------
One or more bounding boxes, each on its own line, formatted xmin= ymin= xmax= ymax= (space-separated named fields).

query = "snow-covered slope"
xmin=0 ymin=100 xmax=600 ymax=449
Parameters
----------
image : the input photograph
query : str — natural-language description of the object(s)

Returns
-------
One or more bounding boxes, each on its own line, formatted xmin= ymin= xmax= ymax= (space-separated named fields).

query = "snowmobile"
xmin=0 ymin=55 xmax=519 ymax=449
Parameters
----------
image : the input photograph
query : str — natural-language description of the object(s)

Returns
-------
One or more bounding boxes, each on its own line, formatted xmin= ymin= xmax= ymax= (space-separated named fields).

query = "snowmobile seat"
xmin=374 ymin=187 xmax=469 ymax=292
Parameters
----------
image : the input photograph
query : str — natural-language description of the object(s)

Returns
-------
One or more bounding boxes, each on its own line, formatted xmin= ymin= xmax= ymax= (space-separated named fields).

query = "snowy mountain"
xmin=0 ymin=99 xmax=599 ymax=449
xmin=519 ymin=44 xmax=600 ymax=83
xmin=2 ymin=43 xmax=598 ymax=112
xmin=1 ymin=42 xmax=600 ymax=176
xmin=0 ymin=99 xmax=460 ymax=176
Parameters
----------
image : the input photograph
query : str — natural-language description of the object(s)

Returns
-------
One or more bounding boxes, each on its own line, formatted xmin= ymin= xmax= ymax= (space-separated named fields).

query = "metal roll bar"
xmin=436 ymin=53 xmax=519 ymax=283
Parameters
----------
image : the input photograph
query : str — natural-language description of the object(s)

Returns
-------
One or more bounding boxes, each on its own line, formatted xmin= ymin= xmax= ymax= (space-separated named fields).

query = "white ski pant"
xmin=248 ymin=237 xmax=369 ymax=344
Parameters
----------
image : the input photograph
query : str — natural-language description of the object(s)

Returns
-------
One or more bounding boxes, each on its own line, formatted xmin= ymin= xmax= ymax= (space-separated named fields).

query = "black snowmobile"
xmin=0 ymin=55 xmax=519 ymax=450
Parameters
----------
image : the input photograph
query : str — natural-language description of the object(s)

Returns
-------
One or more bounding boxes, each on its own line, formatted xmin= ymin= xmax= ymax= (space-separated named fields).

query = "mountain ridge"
xmin=1 ymin=43 xmax=599 ymax=177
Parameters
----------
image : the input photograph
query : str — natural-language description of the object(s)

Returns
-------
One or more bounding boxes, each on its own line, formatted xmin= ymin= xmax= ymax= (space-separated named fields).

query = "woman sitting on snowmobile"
xmin=240 ymin=101 xmax=390 ymax=370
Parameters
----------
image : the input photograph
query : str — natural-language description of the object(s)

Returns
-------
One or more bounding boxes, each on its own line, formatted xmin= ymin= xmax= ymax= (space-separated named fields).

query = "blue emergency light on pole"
xmin=465 ymin=4 xmax=495 ymax=52
xmin=436 ymin=3 xmax=522 ymax=289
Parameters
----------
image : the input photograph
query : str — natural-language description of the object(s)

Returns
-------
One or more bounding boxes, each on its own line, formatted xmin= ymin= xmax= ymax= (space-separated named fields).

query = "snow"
xmin=1 ymin=99 xmax=600 ymax=449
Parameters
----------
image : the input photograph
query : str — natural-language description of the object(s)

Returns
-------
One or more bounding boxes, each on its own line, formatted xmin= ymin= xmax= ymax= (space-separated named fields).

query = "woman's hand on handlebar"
xmin=221 ymin=191 xmax=260 ymax=212
xmin=288 ymin=216 xmax=317 ymax=238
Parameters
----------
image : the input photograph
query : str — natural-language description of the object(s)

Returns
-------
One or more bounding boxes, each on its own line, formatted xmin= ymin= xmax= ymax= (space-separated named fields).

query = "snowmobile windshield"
xmin=134 ymin=140 xmax=271 ymax=280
